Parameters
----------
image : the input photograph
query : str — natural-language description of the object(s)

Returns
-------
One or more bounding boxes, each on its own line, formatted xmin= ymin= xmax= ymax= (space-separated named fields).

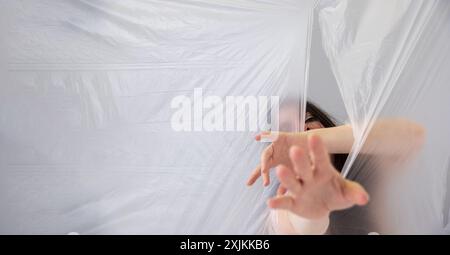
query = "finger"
xmin=262 ymin=171 xmax=270 ymax=187
xmin=308 ymin=135 xmax=331 ymax=174
xmin=267 ymin=195 xmax=295 ymax=210
xmin=289 ymin=146 xmax=313 ymax=181
xmin=261 ymin=144 xmax=275 ymax=186
xmin=343 ymin=180 xmax=370 ymax=206
xmin=277 ymin=185 xmax=287 ymax=196
xmin=260 ymin=132 xmax=280 ymax=142
xmin=260 ymin=145 xmax=273 ymax=174
xmin=255 ymin=131 xmax=271 ymax=141
xmin=247 ymin=165 xmax=262 ymax=186
xmin=276 ymin=165 xmax=302 ymax=195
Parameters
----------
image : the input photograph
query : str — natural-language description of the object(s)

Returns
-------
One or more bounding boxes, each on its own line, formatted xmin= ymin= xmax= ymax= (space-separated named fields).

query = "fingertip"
xmin=246 ymin=171 xmax=259 ymax=186
xmin=358 ymin=192 xmax=370 ymax=205
xmin=355 ymin=184 xmax=370 ymax=205
xmin=262 ymin=172 xmax=270 ymax=187
xmin=258 ymin=131 xmax=270 ymax=140
xmin=267 ymin=198 xmax=280 ymax=209
xmin=349 ymin=186 xmax=370 ymax=206
xmin=266 ymin=199 xmax=274 ymax=208
xmin=267 ymin=196 xmax=293 ymax=210
xmin=277 ymin=186 xmax=287 ymax=196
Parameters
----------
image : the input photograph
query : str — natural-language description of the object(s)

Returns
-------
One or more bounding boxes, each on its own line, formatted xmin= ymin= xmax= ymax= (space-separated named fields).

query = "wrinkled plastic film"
xmin=0 ymin=0 xmax=315 ymax=234
xmin=319 ymin=0 xmax=450 ymax=234
xmin=1 ymin=0 xmax=450 ymax=235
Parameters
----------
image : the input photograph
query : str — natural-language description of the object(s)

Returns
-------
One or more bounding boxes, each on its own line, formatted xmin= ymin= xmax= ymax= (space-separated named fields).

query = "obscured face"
xmin=278 ymin=105 xmax=301 ymax=132
xmin=305 ymin=112 xmax=324 ymax=131
xmin=278 ymin=103 xmax=325 ymax=132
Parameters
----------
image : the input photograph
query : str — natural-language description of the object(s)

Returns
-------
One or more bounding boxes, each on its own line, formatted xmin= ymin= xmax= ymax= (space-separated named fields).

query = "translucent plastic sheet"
xmin=0 ymin=0 xmax=314 ymax=234
xmin=319 ymin=0 xmax=450 ymax=234
xmin=1 ymin=0 xmax=449 ymax=235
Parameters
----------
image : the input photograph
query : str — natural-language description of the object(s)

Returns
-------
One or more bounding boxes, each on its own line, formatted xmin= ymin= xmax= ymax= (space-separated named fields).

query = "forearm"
xmin=306 ymin=124 xmax=354 ymax=154
xmin=304 ymin=119 xmax=425 ymax=156
xmin=363 ymin=118 xmax=425 ymax=155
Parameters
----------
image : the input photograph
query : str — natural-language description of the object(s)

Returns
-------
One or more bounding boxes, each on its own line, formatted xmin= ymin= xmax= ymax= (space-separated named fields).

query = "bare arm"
xmin=307 ymin=118 xmax=426 ymax=155
xmin=247 ymin=118 xmax=425 ymax=187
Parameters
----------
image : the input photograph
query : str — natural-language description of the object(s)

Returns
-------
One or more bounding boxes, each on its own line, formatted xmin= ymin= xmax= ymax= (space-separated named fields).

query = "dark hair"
xmin=305 ymin=101 xmax=348 ymax=172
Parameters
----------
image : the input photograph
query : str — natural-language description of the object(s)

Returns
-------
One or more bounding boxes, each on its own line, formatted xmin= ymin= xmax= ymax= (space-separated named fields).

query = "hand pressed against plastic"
xmin=246 ymin=131 xmax=309 ymax=187
xmin=267 ymin=136 xmax=369 ymax=219
xmin=246 ymin=113 xmax=325 ymax=187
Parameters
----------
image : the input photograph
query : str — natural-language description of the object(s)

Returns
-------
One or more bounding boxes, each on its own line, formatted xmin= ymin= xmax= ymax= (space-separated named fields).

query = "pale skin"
xmin=247 ymin=115 xmax=425 ymax=222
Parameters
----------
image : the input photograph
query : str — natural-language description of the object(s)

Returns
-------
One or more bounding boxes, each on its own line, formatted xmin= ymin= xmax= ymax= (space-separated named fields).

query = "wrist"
xmin=287 ymin=211 xmax=330 ymax=235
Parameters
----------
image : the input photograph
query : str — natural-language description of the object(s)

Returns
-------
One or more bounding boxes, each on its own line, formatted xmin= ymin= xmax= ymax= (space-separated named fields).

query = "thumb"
xmin=343 ymin=180 xmax=370 ymax=206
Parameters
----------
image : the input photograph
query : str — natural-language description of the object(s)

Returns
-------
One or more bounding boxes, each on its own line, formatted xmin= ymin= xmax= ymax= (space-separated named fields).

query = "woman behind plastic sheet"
xmin=247 ymin=102 xmax=426 ymax=235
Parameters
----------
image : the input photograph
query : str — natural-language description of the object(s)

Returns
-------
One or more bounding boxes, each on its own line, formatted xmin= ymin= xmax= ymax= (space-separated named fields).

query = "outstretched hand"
xmin=267 ymin=135 xmax=369 ymax=219
xmin=247 ymin=132 xmax=308 ymax=187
